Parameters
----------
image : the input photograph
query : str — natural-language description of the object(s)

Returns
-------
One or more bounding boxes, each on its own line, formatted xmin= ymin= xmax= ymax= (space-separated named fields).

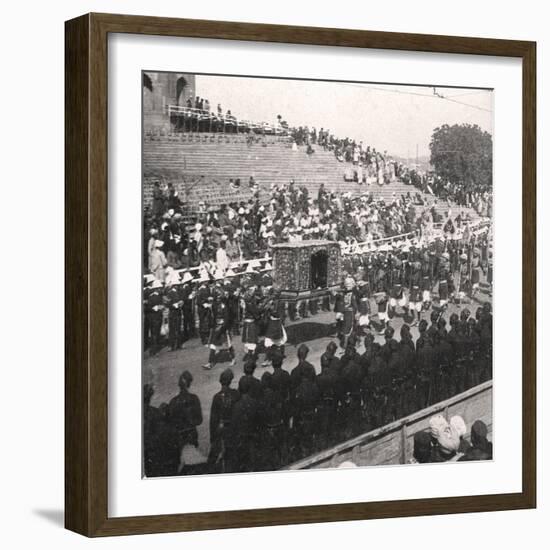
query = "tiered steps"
xmin=143 ymin=135 xmax=479 ymax=220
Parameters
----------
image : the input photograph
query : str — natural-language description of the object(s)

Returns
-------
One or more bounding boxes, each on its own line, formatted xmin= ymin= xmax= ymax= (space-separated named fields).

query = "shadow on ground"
xmin=33 ymin=509 xmax=64 ymax=527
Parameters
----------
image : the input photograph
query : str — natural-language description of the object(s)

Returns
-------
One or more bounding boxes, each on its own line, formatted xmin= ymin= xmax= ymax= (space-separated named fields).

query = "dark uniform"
xmin=231 ymin=377 xmax=262 ymax=472
xmin=416 ymin=321 xmax=433 ymax=409
xmin=204 ymin=294 xmax=235 ymax=369
xmin=143 ymin=386 xmax=181 ymax=477
xmin=208 ymin=370 xmax=240 ymax=471
xmin=340 ymin=349 xmax=364 ymax=438
xmin=270 ymin=350 xmax=292 ymax=427
xmin=258 ymin=372 xmax=287 ymax=470
xmin=197 ymin=283 xmax=213 ymax=345
xmin=166 ymin=377 xmax=203 ymax=451
xmin=165 ymin=283 xmax=184 ymax=350
xmin=181 ymin=283 xmax=196 ymax=341
xmin=316 ymin=362 xmax=339 ymax=448
xmin=145 ymin=284 xmax=164 ymax=356
xmin=334 ymin=283 xmax=358 ymax=347
xmin=291 ymin=372 xmax=319 ymax=460
xmin=241 ymin=290 xmax=261 ymax=359
xmin=399 ymin=325 xmax=417 ymax=416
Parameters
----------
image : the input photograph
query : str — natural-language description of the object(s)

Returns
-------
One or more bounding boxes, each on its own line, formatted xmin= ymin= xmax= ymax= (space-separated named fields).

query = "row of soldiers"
xmin=143 ymin=229 xmax=491 ymax=362
xmin=143 ymin=302 xmax=492 ymax=475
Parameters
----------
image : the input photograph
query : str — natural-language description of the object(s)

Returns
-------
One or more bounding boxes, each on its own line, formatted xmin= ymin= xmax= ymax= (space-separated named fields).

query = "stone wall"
xmin=143 ymin=72 xmax=196 ymax=133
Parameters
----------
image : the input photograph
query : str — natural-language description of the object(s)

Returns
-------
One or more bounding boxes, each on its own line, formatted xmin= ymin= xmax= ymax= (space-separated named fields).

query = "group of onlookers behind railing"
xmin=411 ymin=414 xmax=492 ymax=464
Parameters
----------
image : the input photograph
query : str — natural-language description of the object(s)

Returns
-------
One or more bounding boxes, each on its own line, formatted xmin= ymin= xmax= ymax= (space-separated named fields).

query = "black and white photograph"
xmin=141 ymin=71 xmax=494 ymax=477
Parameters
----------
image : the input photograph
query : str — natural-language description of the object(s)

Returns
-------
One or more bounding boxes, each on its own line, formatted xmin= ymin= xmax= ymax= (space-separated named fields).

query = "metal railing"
xmin=166 ymin=105 xmax=288 ymax=135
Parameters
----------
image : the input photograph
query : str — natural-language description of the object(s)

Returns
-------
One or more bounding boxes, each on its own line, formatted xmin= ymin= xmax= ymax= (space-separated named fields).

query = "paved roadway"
xmin=143 ymin=284 xmax=492 ymax=458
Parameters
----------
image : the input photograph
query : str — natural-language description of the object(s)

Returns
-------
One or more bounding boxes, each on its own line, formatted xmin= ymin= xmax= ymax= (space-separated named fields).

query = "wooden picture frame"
xmin=65 ymin=12 xmax=536 ymax=537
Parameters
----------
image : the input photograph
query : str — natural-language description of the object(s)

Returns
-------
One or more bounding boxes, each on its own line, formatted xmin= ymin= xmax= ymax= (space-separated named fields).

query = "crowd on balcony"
xmin=168 ymin=95 xmax=289 ymax=135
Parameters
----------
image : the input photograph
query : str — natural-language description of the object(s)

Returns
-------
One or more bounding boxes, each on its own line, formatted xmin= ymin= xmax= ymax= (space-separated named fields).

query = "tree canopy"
xmin=429 ymin=124 xmax=493 ymax=190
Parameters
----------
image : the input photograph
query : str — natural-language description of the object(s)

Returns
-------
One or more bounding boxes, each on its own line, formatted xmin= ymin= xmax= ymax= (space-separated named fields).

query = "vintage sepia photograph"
xmin=142 ymin=71 xmax=493 ymax=478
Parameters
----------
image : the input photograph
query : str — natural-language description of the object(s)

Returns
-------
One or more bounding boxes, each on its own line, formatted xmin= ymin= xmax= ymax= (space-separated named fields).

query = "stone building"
xmin=143 ymin=72 xmax=196 ymax=133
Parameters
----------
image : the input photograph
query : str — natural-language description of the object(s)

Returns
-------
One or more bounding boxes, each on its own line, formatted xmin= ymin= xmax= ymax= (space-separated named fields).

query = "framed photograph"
xmin=65 ymin=13 xmax=536 ymax=537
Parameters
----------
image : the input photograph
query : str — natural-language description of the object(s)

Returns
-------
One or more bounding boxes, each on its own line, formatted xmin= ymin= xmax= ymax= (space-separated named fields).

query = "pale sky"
xmin=195 ymin=74 xmax=493 ymax=159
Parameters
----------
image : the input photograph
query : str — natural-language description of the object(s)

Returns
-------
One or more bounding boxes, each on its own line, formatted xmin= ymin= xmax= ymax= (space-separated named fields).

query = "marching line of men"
xmin=143 ymin=298 xmax=493 ymax=476
xmin=143 ymin=228 xmax=492 ymax=369
xmin=334 ymin=229 xmax=492 ymax=347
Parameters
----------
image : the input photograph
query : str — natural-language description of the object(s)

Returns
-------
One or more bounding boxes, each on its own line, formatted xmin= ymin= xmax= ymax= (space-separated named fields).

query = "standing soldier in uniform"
xmin=180 ymin=272 xmax=196 ymax=343
xmin=208 ymin=368 xmax=240 ymax=472
xmin=146 ymin=279 xmax=164 ymax=356
xmin=341 ymin=342 xmax=365 ymax=438
xmin=421 ymin=249 xmax=433 ymax=313
xmin=291 ymin=365 xmax=319 ymax=461
xmin=356 ymin=280 xmax=372 ymax=337
xmin=258 ymin=371 xmax=287 ymax=470
xmin=388 ymin=254 xmax=406 ymax=320
xmin=408 ymin=256 xmax=423 ymax=326
xmin=165 ymin=271 xmax=184 ymax=351
xmin=203 ymin=286 xmax=236 ymax=370
xmin=437 ymin=317 xmax=453 ymax=400
xmin=437 ymin=251 xmax=451 ymax=309
xmin=241 ymin=285 xmax=261 ymax=363
xmin=453 ymin=310 xmax=470 ymax=393
xmin=457 ymin=252 xmax=470 ymax=305
xmin=262 ymin=293 xmax=287 ymax=367
xmin=225 ymin=277 xmax=241 ymax=336
xmin=197 ymin=278 xmax=213 ymax=346
xmin=416 ymin=320 xmax=433 ymax=409
xmin=399 ymin=323 xmax=417 ymax=416
xmin=270 ymin=348 xmax=292 ymax=431
xmin=166 ymin=371 xmax=203 ymax=453
xmin=231 ymin=376 xmax=261 ymax=472
xmin=334 ymin=276 xmax=358 ymax=348
xmin=142 ymin=274 xmax=155 ymax=352
xmin=316 ymin=354 xmax=339 ymax=448
xmin=470 ymin=247 xmax=482 ymax=301
xmin=373 ymin=259 xmax=390 ymax=334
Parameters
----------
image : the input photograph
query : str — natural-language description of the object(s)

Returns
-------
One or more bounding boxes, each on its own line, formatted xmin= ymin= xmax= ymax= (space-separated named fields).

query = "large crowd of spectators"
xmin=163 ymin=98 xmax=492 ymax=216
xmin=397 ymin=166 xmax=492 ymax=217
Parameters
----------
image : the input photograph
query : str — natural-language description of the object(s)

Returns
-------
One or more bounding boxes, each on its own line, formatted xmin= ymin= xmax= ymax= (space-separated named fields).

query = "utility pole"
xmin=416 ymin=143 xmax=419 ymax=167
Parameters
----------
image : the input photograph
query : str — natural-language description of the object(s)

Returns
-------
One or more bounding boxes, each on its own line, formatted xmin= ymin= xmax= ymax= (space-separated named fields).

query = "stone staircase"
xmin=143 ymin=134 xmax=478 ymax=220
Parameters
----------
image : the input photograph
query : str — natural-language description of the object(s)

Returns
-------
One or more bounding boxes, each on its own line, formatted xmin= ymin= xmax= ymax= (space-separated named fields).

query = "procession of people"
xmin=143 ymin=179 xmax=493 ymax=476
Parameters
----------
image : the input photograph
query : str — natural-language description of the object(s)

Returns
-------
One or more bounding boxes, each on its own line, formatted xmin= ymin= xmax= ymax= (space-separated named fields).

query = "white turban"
xmin=450 ymin=415 xmax=467 ymax=438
